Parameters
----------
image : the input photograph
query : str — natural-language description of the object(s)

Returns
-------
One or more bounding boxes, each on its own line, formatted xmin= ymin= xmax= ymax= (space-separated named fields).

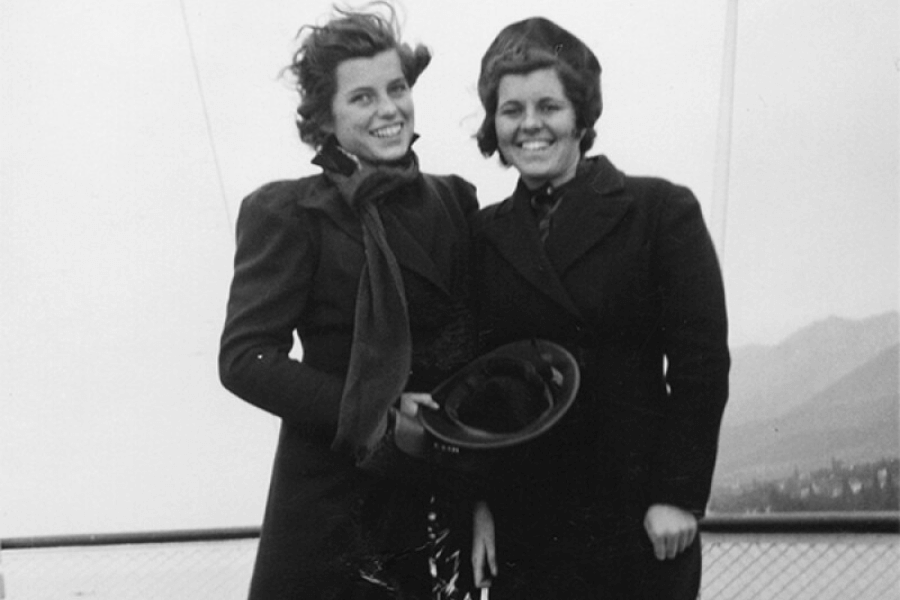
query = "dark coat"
xmin=475 ymin=155 xmax=729 ymax=598
xmin=219 ymin=171 xmax=478 ymax=599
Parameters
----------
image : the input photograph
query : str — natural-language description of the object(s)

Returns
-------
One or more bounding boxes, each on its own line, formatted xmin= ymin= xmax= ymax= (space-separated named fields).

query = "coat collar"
xmin=544 ymin=155 xmax=629 ymax=273
xmin=295 ymin=167 xmax=450 ymax=297
xmin=481 ymin=155 xmax=630 ymax=319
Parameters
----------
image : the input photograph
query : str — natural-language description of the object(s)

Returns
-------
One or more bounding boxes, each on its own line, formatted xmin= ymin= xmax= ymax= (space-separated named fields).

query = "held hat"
xmin=421 ymin=338 xmax=580 ymax=450
xmin=357 ymin=339 xmax=580 ymax=483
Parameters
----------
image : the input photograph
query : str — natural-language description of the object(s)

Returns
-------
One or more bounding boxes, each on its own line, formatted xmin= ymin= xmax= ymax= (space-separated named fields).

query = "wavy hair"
xmin=286 ymin=2 xmax=431 ymax=149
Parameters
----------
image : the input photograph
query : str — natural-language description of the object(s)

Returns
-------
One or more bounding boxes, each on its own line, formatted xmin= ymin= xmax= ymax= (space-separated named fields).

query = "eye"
xmin=539 ymin=102 xmax=562 ymax=114
xmin=388 ymin=80 xmax=410 ymax=97
xmin=350 ymin=92 xmax=374 ymax=105
xmin=498 ymin=104 xmax=522 ymax=117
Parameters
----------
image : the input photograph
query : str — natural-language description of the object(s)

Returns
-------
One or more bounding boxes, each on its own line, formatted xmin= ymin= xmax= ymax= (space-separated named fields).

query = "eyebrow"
xmin=343 ymin=85 xmax=374 ymax=98
xmin=499 ymin=95 xmax=566 ymax=105
xmin=342 ymin=77 xmax=407 ymax=98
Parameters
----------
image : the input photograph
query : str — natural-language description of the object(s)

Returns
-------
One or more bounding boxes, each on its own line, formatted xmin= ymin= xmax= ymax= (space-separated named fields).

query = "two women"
xmin=219 ymin=5 xmax=729 ymax=599
xmin=471 ymin=17 xmax=730 ymax=599
xmin=219 ymin=5 xmax=479 ymax=598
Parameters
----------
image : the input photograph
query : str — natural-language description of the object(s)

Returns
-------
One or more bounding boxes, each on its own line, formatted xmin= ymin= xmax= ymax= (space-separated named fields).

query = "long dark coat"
xmin=475 ymin=155 xmax=730 ymax=599
xmin=219 ymin=170 xmax=478 ymax=599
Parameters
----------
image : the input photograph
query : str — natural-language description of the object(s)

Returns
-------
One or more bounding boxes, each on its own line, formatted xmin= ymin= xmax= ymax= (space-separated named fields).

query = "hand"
xmin=399 ymin=392 xmax=439 ymax=417
xmin=471 ymin=501 xmax=497 ymax=588
xmin=643 ymin=504 xmax=698 ymax=561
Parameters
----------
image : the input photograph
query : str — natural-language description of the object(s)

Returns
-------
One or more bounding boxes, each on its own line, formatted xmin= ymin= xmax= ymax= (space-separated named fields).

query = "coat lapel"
xmin=481 ymin=156 xmax=631 ymax=320
xmin=545 ymin=156 xmax=630 ymax=274
xmin=379 ymin=206 xmax=450 ymax=296
xmin=297 ymin=176 xmax=450 ymax=296
xmin=482 ymin=192 xmax=584 ymax=319
xmin=296 ymin=179 xmax=364 ymax=244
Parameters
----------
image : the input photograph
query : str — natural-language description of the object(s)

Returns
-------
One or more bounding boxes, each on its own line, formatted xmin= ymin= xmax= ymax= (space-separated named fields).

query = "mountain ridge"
xmin=723 ymin=311 xmax=898 ymax=427
xmin=712 ymin=311 xmax=899 ymax=486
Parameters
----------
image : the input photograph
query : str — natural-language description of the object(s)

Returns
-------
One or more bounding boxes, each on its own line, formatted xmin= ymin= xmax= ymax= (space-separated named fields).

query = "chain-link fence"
xmin=702 ymin=533 xmax=898 ymax=599
xmin=2 ymin=515 xmax=898 ymax=600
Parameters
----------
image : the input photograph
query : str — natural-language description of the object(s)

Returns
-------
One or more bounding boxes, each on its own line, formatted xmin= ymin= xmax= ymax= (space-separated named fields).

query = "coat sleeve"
xmin=218 ymin=182 xmax=343 ymax=435
xmin=650 ymin=186 xmax=730 ymax=515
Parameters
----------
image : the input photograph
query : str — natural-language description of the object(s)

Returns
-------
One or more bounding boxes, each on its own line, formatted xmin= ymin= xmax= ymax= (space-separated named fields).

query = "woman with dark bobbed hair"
xmin=219 ymin=4 xmax=480 ymax=598
xmin=471 ymin=17 xmax=730 ymax=599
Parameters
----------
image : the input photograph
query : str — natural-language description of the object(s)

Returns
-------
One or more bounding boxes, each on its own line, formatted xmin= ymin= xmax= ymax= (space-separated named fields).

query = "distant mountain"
xmin=714 ymin=342 xmax=899 ymax=485
xmin=723 ymin=311 xmax=898 ymax=427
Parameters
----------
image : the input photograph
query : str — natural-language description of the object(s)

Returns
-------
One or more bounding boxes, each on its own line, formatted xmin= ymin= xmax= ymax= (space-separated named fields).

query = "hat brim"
xmin=421 ymin=339 xmax=580 ymax=450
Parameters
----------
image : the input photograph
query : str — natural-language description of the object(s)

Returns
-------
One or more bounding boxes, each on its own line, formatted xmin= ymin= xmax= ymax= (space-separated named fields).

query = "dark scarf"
xmin=313 ymin=137 xmax=419 ymax=459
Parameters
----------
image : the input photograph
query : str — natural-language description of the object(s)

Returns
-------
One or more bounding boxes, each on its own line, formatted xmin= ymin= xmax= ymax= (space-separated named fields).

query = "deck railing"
xmin=2 ymin=513 xmax=897 ymax=599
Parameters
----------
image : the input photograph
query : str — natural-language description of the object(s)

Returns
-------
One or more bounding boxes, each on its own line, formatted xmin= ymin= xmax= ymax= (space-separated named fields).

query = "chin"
xmin=518 ymin=165 xmax=554 ymax=180
xmin=370 ymin=140 xmax=411 ymax=163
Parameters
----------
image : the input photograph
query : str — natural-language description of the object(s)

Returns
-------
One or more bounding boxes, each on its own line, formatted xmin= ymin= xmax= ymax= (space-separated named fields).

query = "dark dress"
xmin=219 ymin=156 xmax=479 ymax=599
xmin=475 ymin=156 xmax=730 ymax=599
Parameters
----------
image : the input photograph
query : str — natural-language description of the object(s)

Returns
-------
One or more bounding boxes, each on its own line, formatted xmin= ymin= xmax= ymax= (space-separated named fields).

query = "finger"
xmin=472 ymin=547 xmax=492 ymax=587
xmin=686 ymin=526 xmax=697 ymax=549
xmin=666 ymin=535 xmax=679 ymax=560
xmin=652 ymin=537 xmax=666 ymax=561
xmin=480 ymin=538 xmax=497 ymax=584
xmin=471 ymin=543 xmax=484 ymax=585
xmin=411 ymin=393 xmax=440 ymax=410
xmin=399 ymin=395 xmax=418 ymax=416
xmin=674 ymin=522 xmax=696 ymax=557
xmin=400 ymin=393 xmax=438 ymax=416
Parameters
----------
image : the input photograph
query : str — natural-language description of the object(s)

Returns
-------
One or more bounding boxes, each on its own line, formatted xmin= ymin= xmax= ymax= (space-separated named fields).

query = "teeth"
xmin=372 ymin=124 xmax=402 ymax=138
xmin=521 ymin=140 xmax=550 ymax=150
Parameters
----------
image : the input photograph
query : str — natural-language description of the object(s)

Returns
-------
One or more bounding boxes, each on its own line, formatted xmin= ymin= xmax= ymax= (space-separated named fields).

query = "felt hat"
xmin=421 ymin=339 xmax=580 ymax=450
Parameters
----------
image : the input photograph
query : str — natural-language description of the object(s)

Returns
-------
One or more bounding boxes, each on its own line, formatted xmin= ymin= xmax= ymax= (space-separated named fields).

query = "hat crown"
xmin=423 ymin=339 xmax=580 ymax=450
xmin=450 ymin=356 xmax=554 ymax=434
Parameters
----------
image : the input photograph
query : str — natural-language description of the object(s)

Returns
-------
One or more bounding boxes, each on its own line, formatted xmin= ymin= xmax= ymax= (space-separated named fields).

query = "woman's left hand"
xmin=399 ymin=392 xmax=439 ymax=417
xmin=643 ymin=503 xmax=698 ymax=560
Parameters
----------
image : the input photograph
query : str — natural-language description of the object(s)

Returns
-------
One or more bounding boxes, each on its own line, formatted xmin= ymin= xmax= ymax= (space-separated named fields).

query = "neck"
xmin=522 ymin=158 xmax=582 ymax=191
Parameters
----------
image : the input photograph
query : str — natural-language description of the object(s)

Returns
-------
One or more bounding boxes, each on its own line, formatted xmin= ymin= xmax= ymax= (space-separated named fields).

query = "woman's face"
xmin=328 ymin=49 xmax=414 ymax=163
xmin=494 ymin=67 xmax=584 ymax=189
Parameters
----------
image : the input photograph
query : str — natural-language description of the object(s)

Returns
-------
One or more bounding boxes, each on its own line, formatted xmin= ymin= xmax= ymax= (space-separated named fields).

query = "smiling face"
xmin=328 ymin=49 xmax=414 ymax=163
xmin=495 ymin=67 xmax=585 ymax=189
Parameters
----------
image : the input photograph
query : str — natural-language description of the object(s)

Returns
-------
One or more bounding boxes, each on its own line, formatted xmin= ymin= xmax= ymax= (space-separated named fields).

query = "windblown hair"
xmin=286 ymin=2 xmax=432 ymax=150
xmin=476 ymin=18 xmax=602 ymax=163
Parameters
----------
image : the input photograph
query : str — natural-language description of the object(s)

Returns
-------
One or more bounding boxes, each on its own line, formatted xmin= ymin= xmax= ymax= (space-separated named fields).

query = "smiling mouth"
xmin=371 ymin=123 xmax=403 ymax=139
xmin=519 ymin=140 xmax=553 ymax=151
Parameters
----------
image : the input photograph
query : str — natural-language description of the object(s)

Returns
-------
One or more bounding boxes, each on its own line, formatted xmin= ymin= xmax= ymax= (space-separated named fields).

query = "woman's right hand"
xmin=399 ymin=392 xmax=439 ymax=417
xmin=471 ymin=500 xmax=498 ymax=588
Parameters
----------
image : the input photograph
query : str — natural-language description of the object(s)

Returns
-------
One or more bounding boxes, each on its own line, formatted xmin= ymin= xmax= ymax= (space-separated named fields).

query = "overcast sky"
xmin=2 ymin=0 xmax=897 ymax=536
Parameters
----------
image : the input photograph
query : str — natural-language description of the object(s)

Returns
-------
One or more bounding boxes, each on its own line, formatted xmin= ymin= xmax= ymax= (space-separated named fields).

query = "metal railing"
xmin=700 ymin=513 xmax=899 ymax=599
xmin=2 ymin=513 xmax=898 ymax=600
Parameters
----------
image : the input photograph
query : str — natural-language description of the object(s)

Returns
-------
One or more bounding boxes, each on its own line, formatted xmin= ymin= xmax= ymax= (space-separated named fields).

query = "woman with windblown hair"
xmin=219 ymin=4 xmax=480 ymax=598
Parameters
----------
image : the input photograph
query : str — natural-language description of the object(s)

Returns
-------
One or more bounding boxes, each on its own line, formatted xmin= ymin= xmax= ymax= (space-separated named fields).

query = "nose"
xmin=376 ymin=94 xmax=399 ymax=117
xmin=521 ymin=106 xmax=540 ymax=131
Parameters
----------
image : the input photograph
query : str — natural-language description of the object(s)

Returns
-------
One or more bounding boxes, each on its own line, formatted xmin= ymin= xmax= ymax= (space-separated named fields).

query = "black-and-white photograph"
xmin=2 ymin=1 xmax=897 ymax=598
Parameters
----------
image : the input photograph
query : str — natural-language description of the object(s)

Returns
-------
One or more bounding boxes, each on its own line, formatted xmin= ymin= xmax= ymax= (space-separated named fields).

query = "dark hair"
xmin=286 ymin=2 xmax=432 ymax=150
xmin=476 ymin=17 xmax=602 ymax=162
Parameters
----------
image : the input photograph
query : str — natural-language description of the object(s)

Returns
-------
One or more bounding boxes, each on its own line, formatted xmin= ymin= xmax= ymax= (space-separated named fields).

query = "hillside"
xmin=723 ymin=311 xmax=898 ymax=426
xmin=714 ymin=343 xmax=899 ymax=485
